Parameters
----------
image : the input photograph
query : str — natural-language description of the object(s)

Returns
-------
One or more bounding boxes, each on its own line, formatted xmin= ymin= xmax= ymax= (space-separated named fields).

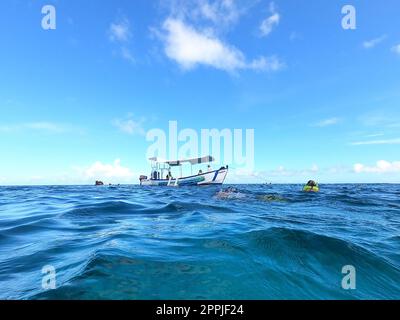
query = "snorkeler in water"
xmin=215 ymin=187 xmax=245 ymax=199
xmin=307 ymin=180 xmax=317 ymax=187
xmin=303 ymin=180 xmax=319 ymax=192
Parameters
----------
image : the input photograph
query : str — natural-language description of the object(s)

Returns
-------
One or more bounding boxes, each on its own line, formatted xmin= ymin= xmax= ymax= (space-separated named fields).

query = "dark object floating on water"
xmin=258 ymin=194 xmax=287 ymax=202
xmin=95 ymin=180 xmax=104 ymax=186
xmin=108 ymin=183 xmax=120 ymax=188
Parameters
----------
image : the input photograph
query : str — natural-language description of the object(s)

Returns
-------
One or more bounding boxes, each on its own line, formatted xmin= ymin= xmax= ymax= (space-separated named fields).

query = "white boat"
xmin=139 ymin=155 xmax=228 ymax=186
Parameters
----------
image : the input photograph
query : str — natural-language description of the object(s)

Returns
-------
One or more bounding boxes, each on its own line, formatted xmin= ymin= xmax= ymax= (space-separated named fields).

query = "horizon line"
xmin=1 ymin=182 xmax=399 ymax=187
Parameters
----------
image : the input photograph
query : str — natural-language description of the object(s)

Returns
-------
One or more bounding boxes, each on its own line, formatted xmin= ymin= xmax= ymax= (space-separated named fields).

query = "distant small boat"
xmin=140 ymin=155 xmax=228 ymax=186
xmin=95 ymin=180 xmax=104 ymax=186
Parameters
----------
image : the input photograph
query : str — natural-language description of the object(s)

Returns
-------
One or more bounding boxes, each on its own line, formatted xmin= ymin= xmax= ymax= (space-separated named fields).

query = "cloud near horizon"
xmin=84 ymin=159 xmax=135 ymax=182
xmin=228 ymin=163 xmax=320 ymax=183
xmin=354 ymin=160 xmax=400 ymax=174
xmin=350 ymin=138 xmax=400 ymax=146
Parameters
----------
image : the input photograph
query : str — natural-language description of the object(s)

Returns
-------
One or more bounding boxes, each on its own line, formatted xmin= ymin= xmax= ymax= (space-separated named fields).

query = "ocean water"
xmin=0 ymin=184 xmax=399 ymax=300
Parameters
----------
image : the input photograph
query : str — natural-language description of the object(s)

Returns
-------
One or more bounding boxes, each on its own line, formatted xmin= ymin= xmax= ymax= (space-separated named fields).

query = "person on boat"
xmin=207 ymin=165 xmax=212 ymax=172
xmin=198 ymin=169 xmax=203 ymax=175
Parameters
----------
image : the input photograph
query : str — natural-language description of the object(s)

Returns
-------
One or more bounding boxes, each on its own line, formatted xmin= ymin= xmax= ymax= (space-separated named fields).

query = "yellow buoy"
xmin=303 ymin=185 xmax=319 ymax=192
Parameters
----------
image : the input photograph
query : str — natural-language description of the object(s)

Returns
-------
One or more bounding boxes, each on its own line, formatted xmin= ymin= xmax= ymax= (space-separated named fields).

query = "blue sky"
xmin=0 ymin=0 xmax=400 ymax=185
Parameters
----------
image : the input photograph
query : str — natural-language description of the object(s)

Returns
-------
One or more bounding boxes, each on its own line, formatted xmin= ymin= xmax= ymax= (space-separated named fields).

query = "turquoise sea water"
xmin=0 ymin=184 xmax=399 ymax=300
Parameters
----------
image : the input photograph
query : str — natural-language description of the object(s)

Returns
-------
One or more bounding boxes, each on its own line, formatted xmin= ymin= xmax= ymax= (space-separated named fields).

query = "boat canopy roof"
xmin=149 ymin=155 xmax=214 ymax=166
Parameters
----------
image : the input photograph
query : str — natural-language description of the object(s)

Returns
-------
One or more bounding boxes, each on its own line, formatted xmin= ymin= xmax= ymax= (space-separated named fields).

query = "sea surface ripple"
xmin=0 ymin=184 xmax=399 ymax=299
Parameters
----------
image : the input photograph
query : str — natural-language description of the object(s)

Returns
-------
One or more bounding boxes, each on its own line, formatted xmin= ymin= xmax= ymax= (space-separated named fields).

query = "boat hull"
xmin=140 ymin=168 xmax=228 ymax=186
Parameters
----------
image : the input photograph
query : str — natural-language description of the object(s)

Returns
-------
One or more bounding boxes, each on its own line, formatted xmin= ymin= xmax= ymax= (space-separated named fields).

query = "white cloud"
xmin=363 ymin=35 xmax=386 ymax=49
xmin=109 ymin=18 xmax=131 ymax=42
xmin=364 ymin=133 xmax=384 ymax=138
xmin=197 ymin=0 xmax=240 ymax=26
xmin=350 ymin=138 xmax=400 ymax=146
xmin=121 ymin=47 xmax=135 ymax=63
xmin=312 ymin=117 xmax=341 ymax=127
xmin=248 ymin=55 xmax=284 ymax=72
xmin=229 ymin=164 xmax=320 ymax=183
xmin=392 ymin=44 xmax=400 ymax=55
xmin=269 ymin=164 xmax=319 ymax=177
xmin=113 ymin=115 xmax=146 ymax=136
xmin=358 ymin=112 xmax=400 ymax=128
xmin=108 ymin=17 xmax=135 ymax=63
xmin=167 ymin=0 xmax=247 ymax=29
xmin=162 ymin=18 xmax=241 ymax=71
xmin=161 ymin=18 xmax=283 ymax=72
xmin=354 ymin=160 xmax=400 ymax=174
xmin=25 ymin=122 xmax=65 ymax=132
xmin=84 ymin=159 xmax=134 ymax=181
xmin=259 ymin=2 xmax=280 ymax=37
xmin=260 ymin=14 xmax=279 ymax=36
xmin=226 ymin=167 xmax=269 ymax=184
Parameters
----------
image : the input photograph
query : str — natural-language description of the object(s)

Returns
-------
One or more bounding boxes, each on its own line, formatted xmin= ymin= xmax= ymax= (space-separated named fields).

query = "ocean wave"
xmin=28 ymin=227 xmax=400 ymax=300
xmin=1 ymin=184 xmax=400 ymax=299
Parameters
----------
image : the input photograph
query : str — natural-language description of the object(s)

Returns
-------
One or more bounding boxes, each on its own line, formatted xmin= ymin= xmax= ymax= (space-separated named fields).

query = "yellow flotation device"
xmin=303 ymin=185 xmax=319 ymax=192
